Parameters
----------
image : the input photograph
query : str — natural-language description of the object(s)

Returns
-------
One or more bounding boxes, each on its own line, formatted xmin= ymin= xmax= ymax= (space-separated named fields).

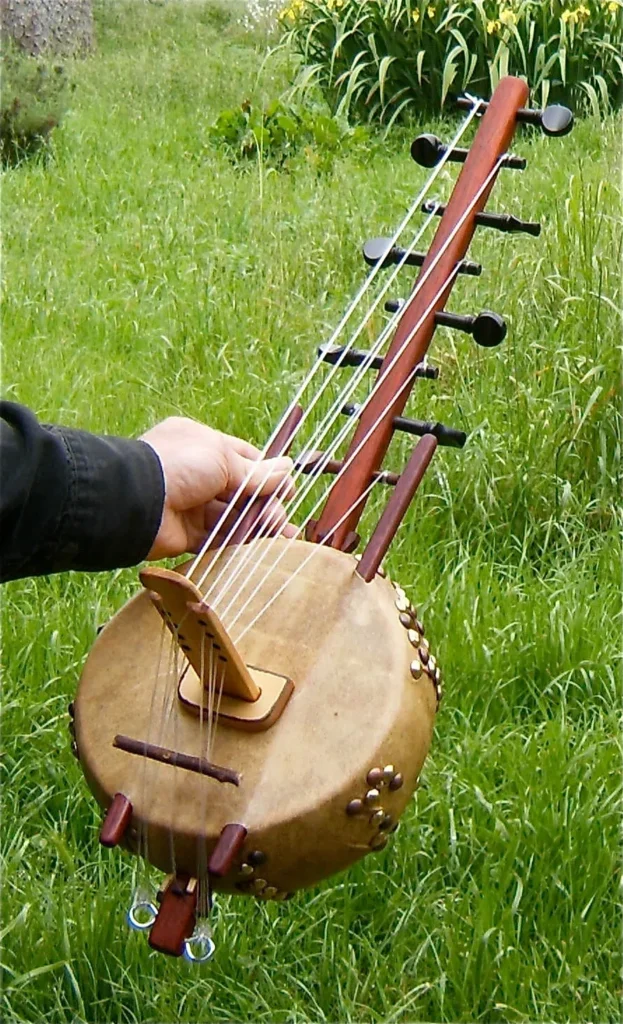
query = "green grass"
xmin=1 ymin=2 xmax=621 ymax=1022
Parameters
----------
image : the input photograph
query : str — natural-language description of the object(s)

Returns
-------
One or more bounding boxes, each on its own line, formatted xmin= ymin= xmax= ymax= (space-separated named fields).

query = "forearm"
xmin=0 ymin=402 xmax=164 ymax=582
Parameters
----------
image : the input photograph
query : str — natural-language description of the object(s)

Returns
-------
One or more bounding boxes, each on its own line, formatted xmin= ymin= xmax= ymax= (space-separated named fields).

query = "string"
xmin=215 ymin=271 xmax=453 ymax=627
xmin=186 ymin=97 xmax=484 ymax=586
xmin=201 ymin=206 xmax=441 ymax=605
xmin=211 ymin=155 xmax=505 ymax=624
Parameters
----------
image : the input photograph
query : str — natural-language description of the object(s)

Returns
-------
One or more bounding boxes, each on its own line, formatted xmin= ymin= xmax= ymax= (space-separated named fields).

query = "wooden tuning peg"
xmin=411 ymin=133 xmax=525 ymax=170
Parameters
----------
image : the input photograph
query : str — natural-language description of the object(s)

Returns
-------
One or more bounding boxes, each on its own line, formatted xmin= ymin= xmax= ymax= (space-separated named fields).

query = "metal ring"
xmin=183 ymin=934 xmax=215 ymax=964
xmin=127 ymin=900 xmax=158 ymax=932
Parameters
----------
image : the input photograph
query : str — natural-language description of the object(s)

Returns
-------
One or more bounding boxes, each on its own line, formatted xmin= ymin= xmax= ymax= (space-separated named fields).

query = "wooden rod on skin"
xmin=356 ymin=434 xmax=438 ymax=583
xmin=113 ymin=735 xmax=241 ymax=786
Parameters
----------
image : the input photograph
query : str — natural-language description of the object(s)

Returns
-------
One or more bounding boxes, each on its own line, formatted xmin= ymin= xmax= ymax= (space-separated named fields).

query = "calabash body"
xmin=75 ymin=539 xmax=438 ymax=897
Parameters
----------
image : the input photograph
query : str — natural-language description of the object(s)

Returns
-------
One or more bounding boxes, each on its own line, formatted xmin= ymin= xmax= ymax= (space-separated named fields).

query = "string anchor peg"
xmin=410 ymin=133 xmax=525 ymax=171
xmin=363 ymin=236 xmax=481 ymax=277
xmin=319 ymin=340 xmax=438 ymax=380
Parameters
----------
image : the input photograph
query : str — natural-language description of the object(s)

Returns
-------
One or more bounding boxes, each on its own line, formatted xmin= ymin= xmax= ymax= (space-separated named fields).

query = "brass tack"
xmin=369 ymin=833 xmax=388 ymax=850
xmin=420 ymin=636 xmax=430 ymax=652
xmin=410 ymin=659 xmax=423 ymax=680
xmin=389 ymin=772 xmax=404 ymax=791
xmin=434 ymin=666 xmax=442 ymax=685
xmin=394 ymin=585 xmax=406 ymax=599
xmin=395 ymin=594 xmax=410 ymax=613
xmin=399 ymin=612 xmax=412 ymax=629
xmin=273 ymin=891 xmax=288 ymax=901
xmin=366 ymin=767 xmax=384 ymax=787
xmin=369 ymin=809 xmax=385 ymax=827
xmin=379 ymin=814 xmax=394 ymax=831
xmin=382 ymin=765 xmax=395 ymax=783
xmin=263 ymin=886 xmax=278 ymax=899
xmin=239 ymin=863 xmax=254 ymax=877
xmin=412 ymin=618 xmax=425 ymax=634
xmin=248 ymin=850 xmax=267 ymax=866
xmin=252 ymin=878 xmax=267 ymax=892
xmin=364 ymin=788 xmax=381 ymax=807
xmin=407 ymin=629 xmax=421 ymax=647
xmin=428 ymin=654 xmax=437 ymax=673
xmin=346 ymin=798 xmax=364 ymax=816
xmin=419 ymin=646 xmax=430 ymax=666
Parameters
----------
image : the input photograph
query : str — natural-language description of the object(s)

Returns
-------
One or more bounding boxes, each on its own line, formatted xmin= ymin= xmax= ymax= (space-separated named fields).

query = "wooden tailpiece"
xmin=311 ymin=77 xmax=529 ymax=551
xmin=149 ymin=875 xmax=197 ymax=957
xmin=139 ymin=566 xmax=294 ymax=731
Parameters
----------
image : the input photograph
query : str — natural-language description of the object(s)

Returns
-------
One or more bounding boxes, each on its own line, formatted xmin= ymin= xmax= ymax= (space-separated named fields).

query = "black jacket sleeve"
xmin=0 ymin=401 xmax=165 ymax=582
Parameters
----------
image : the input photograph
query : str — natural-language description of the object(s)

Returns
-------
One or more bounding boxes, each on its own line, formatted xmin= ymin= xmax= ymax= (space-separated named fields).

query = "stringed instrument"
xmin=71 ymin=77 xmax=573 ymax=963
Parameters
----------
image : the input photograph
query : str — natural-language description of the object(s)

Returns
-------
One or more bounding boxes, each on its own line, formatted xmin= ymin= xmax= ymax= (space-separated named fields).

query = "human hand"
xmin=140 ymin=417 xmax=295 ymax=560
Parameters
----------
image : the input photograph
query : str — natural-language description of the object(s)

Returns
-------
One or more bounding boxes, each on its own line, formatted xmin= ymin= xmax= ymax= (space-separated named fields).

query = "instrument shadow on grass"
xmin=68 ymin=76 xmax=576 ymax=966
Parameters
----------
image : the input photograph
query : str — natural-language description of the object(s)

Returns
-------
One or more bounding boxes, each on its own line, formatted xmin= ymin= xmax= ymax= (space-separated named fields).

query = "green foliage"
xmin=280 ymin=0 xmax=623 ymax=124
xmin=0 ymin=42 xmax=73 ymax=167
xmin=2 ymin=2 xmax=621 ymax=1021
xmin=207 ymin=97 xmax=371 ymax=169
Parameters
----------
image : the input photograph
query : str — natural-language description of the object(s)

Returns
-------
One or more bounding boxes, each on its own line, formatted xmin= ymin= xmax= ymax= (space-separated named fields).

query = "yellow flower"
xmin=576 ymin=3 xmax=590 ymax=17
xmin=561 ymin=8 xmax=578 ymax=21
xmin=427 ymin=4 xmax=436 ymax=17
xmin=487 ymin=18 xmax=501 ymax=32
xmin=412 ymin=9 xmax=420 ymax=23
xmin=607 ymin=0 xmax=619 ymax=11
xmin=499 ymin=7 xmax=517 ymax=26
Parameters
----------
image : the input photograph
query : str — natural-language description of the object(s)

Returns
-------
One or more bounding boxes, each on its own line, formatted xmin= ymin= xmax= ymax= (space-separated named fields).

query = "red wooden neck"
xmin=311 ymin=76 xmax=529 ymax=550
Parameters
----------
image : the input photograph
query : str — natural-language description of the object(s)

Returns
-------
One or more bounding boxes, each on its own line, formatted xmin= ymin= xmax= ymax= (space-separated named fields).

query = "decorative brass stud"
xmin=369 ymin=809 xmax=385 ymax=827
xmin=239 ymin=863 xmax=254 ymax=877
xmin=252 ymin=878 xmax=267 ymax=892
xmin=379 ymin=814 xmax=394 ymax=831
xmin=412 ymin=618 xmax=425 ymax=635
xmin=420 ymin=637 xmax=430 ymax=653
xmin=395 ymin=593 xmax=410 ymax=613
xmin=366 ymin=767 xmax=384 ymax=787
xmin=382 ymin=765 xmax=395 ymax=783
xmin=263 ymin=886 xmax=278 ymax=899
xmin=346 ymin=798 xmax=364 ymax=816
xmin=419 ymin=646 xmax=430 ymax=666
xmin=364 ymin=788 xmax=381 ymax=807
xmin=399 ymin=612 xmax=412 ymax=629
xmin=369 ymin=833 xmax=388 ymax=850
xmin=428 ymin=655 xmax=437 ymax=673
xmin=434 ymin=666 xmax=442 ymax=686
xmin=248 ymin=850 xmax=267 ymax=867
xmin=410 ymin=658 xmax=423 ymax=680
xmin=407 ymin=628 xmax=421 ymax=648
xmin=389 ymin=772 xmax=404 ymax=792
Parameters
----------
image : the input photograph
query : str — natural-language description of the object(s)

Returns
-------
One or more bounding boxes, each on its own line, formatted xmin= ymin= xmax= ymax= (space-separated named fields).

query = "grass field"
xmin=1 ymin=2 xmax=621 ymax=1022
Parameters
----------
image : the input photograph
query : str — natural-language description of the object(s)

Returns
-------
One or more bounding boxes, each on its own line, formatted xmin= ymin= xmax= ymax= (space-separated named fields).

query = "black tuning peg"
xmin=319 ymin=343 xmax=439 ymax=379
xmin=341 ymin=403 xmax=465 ymax=447
xmin=363 ymin=236 xmax=481 ymax=276
xmin=456 ymin=97 xmax=574 ymax=138
xmin=384 ymin=299 xmax=506 ymax=348
xmin=436 ymin=310 xmax=507 ymax=348
xmin=411 ymin=133 xmax=526 ymax=171
xmin=422 ymin=201 xmax=541 ymax=238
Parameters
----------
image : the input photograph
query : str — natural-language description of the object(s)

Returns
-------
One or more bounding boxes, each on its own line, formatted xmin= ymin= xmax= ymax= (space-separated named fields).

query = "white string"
xmin=186 ymin=97 xmax=484 ymax=585
xmin=231 ymin=476 xmax=378 ymax=646
xmin=202 ymin=206 xmax=441 ymax=606
xmin=211 ymin=155 xmax=505 ymax=623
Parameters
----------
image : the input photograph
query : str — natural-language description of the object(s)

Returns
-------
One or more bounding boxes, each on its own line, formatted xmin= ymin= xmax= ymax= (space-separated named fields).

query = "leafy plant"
xmin=207 ymin=96 xmax=371 ymax=170
xmin=279 ymin=0 xmax=623 ymax=125
xmin=0 ymin=42 xmax=73 ymax=167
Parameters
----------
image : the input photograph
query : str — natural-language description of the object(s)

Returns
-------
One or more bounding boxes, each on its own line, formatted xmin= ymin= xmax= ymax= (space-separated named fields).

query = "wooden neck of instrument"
xmin=311 ymin=76 xmax=529 ymax=552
